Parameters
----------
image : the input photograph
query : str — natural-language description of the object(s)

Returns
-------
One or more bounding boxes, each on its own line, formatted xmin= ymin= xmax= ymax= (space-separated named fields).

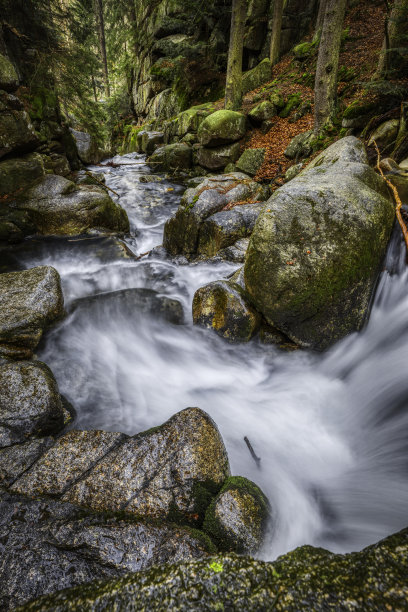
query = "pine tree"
xmin=225 ymin=0 xmax=247 ymax=110
xmin=269 ymin=0 xmax=284 ymax=66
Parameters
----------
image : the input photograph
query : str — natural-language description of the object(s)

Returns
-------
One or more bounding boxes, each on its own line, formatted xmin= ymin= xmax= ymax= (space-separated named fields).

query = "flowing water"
xmin=4 ymin=153 xmax=408 ymax=560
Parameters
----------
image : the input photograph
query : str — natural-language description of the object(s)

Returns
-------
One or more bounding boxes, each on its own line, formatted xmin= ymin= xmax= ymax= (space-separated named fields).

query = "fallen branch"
xmin=98 ymin=161 xmax=162 ymax=167
xmin=134 ymin=250 xmax=151 ymax=261
xmin=244 ymin=436 xmax=261 ymax=469
xmin=85 ymin=171 xmax=120 ymax=197
xmin=374 ymin=140 xmax=408 ymax=253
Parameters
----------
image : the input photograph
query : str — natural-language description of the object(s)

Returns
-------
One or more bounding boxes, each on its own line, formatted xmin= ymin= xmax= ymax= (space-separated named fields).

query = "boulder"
xmin=148 ymin=142 xmax=192 ymax=171
xmin=23 ymin=527 xmax=408 ymax=611
xmin=0 ymin=153 xmax=45 ymax=197
xmin=285 ymin=162 xmax=303 ymax=181
xmin=248 ymin=101 xmax=277 ymax=125
xmin=284 ymin=130 xmax=314 ymax=159
xmin=242 ymin=58 xmax=271 ymax=94
xmin=137 ymin=130 xmax=164 ymax=155
xmin=197 ymin=110 xmax=246 ymax=147
xmin=218 ymin=238 xmax=250 ymax=263
xmin=13 ymin=174 xmax=129 ymax=235
xmin=236 ymin=148 xmax=265 ymax=176
xmin=193 ymin=280 xmax=260 ymax=342
xmin=368 ymin=119 xmax=400 ymax=150
xmin=388 ymin=173 xmax=408 ymax=202
xmin=0 ymin=94 xmax=39 ymax=159
xmin=195 ymin=142 xmax=241 ymax=171
xmin=244 ymin=137 xmax=395 ymax=349
xmin=0 ymin=54 xmax=18 ymax=91
xmin=0 ymin=492 xmax=211 ymax=611
xmin=175 ymin=104 xmax=216 ymax=137
xmin=0 ymin=437 xmax=54 ymax=486
xmin=203 ymin=476 xmax=269 ymax=553
xmin=69 ymin=129 xmax=102 ymax=164
xmin=0 ymin=266 xmax=64 ymax=359
xmin=60 ymin=408 xmax=230 ymax=521
xmin=198 ymin=202 xmax=265 ymax=257
xmin=279 ymin=93 xmax=302 ymax=119
xmin=0 ymin=361 xmax=64 ymax=448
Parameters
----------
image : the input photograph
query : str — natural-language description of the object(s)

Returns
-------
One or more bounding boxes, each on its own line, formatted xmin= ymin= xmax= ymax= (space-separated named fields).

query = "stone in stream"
xmin=218 ymin=238 xmax=250 ymax=263
xmin=0 ymin=266 xmax=64 ymax=359
xmin=192 ymin=280 xmax=260 ymax=343
xmin=69 ymin=128 xmax=103 ymax=165
xmin=12 ymin=174 xmax=129 ymax=236
xmin=148 ymin=142 xmax=192 ymax=171
xmin=22 ymin=527 xmax=408 ymax=611
xmin=0 ymin=492 xmax=212 ymax=611
xmin=136 ymin=130 xmax=164 ymax=155
xmin=202 ymin=476 xmax=270 ymax=554
xmin=244 ymin=137 xmax=395 ymax=350
xmin=0 ymin=361 xmax=64 ymax=448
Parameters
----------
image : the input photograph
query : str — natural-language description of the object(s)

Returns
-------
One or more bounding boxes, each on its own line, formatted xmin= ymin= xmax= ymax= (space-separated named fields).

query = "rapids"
xmin=4 ymin=153 xmax=408 ymax=560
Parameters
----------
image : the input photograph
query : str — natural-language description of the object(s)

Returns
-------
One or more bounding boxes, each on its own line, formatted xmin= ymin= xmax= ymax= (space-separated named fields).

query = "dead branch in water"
xmin=84 ymin=171 xmax=120 ymax=197
xmin=244 ymin=436 xmax=261 ymax=469
xmin=374 ymin=140 xmax=408 ymax=253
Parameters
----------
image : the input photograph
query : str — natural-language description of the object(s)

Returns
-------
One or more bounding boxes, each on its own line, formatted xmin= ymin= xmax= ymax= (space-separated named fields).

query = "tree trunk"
xmin=315 ymin=0 xmax=328 ymax=37
xmin=269 ymin=0 xmax=284 ymax=66
xmin=91 ymin=75 xmax=98 ymax=103
xmin=93 ymin=0 xmax=110 ymax=98
xmin=376 ymin=0 xmax=408 ymax=79
xmin=313 ymin=0 xmax=347 ymax=134
xmin=225 ymin=0 xmax=247 ymax=111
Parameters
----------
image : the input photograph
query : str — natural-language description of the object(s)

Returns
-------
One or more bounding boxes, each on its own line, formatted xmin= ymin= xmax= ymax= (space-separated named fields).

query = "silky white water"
xmin=6 ymin=153 xmax=408 ymax=560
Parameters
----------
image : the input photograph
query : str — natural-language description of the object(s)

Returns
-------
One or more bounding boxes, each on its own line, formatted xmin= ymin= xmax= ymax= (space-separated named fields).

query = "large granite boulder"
xmin=244 ymin=137 xmax=395 ymax=350
xmin=197 ymin=111 xmax=246 ymax=147
xmin=242 ymin=58 xmax=271 ymax=94
xmin=22 ymin=527 xmax=408 ymax=611
xmin=69 ymin=129 xmax=103 ymax=165
xmin=0 ymin=266 xmax=64 ymax=359
xmin=195 ymin=142 xmax=241 ymax=171
xmin=12 ymin=174 xmax=129 ymax=236
xmin=0 ymin=492 xmax=211 ymax=610
xmin=148 ymin=142 xmax=192 ymax=171
xmin=0 ymin=437 xmax=54 ymax=486
xmin=0 ymin=361 xmax=64 ymax=448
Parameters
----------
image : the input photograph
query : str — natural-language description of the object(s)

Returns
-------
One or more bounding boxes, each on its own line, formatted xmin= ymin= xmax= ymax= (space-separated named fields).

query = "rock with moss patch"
xmin=0 ymin=437 xmax=54 ymax=486
xmin=197 ymin=110 xmax=246 ymax=147
xmin=0 ymin=153 xmax=45 ymax=197
xmin=342 ymin=100 xmax=378 ymax=129
xmin=367 ymin=119 xmax=399 ymax=150
xmin=0 ymin=54 xmax=19 ymax=91
xmin=69 ymin=129 xmax=103 ymax=165
xmin=0 ymin=361 xmax=64 ymax=448
xmin=248 ymin=101 xmax=277 ymax=126
xmin=242 ymin=58 xmax=271 ymax=94
xmin=12 ymin=174 xmax=129 ymax=236
xmin=0 ymin=266 xmax=64 ymax=359
xmin=195 ymin=142 xmax=241 ymax=170
xmin=284 ymin=130 xmax=314 ymax=159
xmin=285 ymin=162 xmax=303 ymax=180
xmin=22 ymin=525 xmax=408 ymax=612
xmin=148 ymin=142 xmax=192 ymax=171
xmin=244 ymin=137 xmax=395 ymax=350
xmin=203 ymin=476 xmax=269 ymax=553
xmin=279 ymin=93 xmax=302 ymax=119
xmin=0 ymin=93 xmax=39 ymax=160
xmin=138 ymin=130 xmax=164 ymax=155
xmin=236 ymin=148 xmax=265 ymax=176
xmin=193 ymin=280 xmax=260 ymax=342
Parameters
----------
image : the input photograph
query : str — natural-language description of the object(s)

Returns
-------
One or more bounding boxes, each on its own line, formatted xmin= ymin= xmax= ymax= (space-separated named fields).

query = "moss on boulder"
xmin=197 ymin=110 xmax=246 ymax=147
xmin=0 ymin=54 xmax=19 ymax=91
xmin=242 ymin=58 xmax=272 ymax=94
xmin=236 ymin=148 xmax=265 ymax=176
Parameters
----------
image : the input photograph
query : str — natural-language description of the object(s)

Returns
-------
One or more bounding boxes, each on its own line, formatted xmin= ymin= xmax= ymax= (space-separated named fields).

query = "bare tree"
xmin=376 ymin=0 xmax=408 ymax=78
xmin=314 ymin=0 xmax=347 ymax=133
xmin=225 ymin=0 xmax=247 ymax=110
xmin=315 ymin=0 xmax=328 ymax=37
xmin=269 ymin=0 xmax=284 ymax=66
xmin=93 ymin=0 xmax=110 ymax=98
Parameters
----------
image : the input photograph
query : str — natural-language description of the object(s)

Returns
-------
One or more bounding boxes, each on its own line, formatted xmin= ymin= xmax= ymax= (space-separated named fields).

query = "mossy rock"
xmin=236 ymin=148 xmax=265 ymax=176
xmin=293 ymin=39 xmax=318 ymax=60
xmin=0 ymin=53 xmax=18 ymax=91
xmin=248 ymin=101 xmax=277 ymax=125
xmin=0 ymin=153 xmax=44 ymax=197
xmin=198 ymin=110 xmax=246 ymax=147
xmin=279 ymin=93 xmax=302 ymax=119
xmin=195 ymin=142 xmax=241 ymax=171
xmin=242 ymin=58 xmax=272 ymax=94
xmin=148 ymin=143 xmax=192 ymax=171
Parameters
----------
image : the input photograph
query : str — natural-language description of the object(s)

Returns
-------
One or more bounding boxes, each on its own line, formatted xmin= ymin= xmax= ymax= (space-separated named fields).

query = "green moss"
xmin=342 ymin=100 xmax=377 ymax=120
xmin=279 ymin=93 xmax=302 ymax=119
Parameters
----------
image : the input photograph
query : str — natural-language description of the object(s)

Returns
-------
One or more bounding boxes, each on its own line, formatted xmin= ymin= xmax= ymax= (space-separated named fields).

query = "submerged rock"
xmin=0 ymin=492 xmax=211 ymax=611
xmin=0 ymin=266 xmax=64 ymax=359
xmin=22 ymin=527 xmax=408 ymax=611
xmin=0 ymin=361 xmax=64 ymax=448
xmin=193 ymin=280 xmax=260 ymax=342
xmin=244 ymin=137 xmax=395 ymax=350
xmin=203 ymin=476 xmax=270 ymax=553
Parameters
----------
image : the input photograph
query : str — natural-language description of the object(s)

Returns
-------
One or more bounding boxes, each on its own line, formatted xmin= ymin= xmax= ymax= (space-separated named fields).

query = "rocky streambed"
xmin=1 ymin=146 xmax=408 ymax=609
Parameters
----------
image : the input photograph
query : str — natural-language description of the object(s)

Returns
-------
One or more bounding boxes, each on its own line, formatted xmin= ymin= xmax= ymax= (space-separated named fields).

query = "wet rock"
xmin=0 ymin=153 xmax=44 ymax=197
xmin=197 ymin=110 xmax=246 ymax=147
xmin=62 ymin=407 xmax=230 ymax=521
xmin=0 ymin=54 xmax=19 ymax=91
xmin=139 ymin=174 xmax=163 ymax=183
xmin=198 ymin=202 xmax=265 ymax=257
xmin=0 ymin=437 xmax=54 ymax=486
xmin=244 ymin=137 xmax=395 ymax=350
xmin=248 ymin=101 xmax=277 ymax=125
xmin=74 ymin=170 xmax=105 ymax=185
xmin=284 ymin=129 xmax=314 ymax=159
xmin=0 ymin=361 xmax=63 ymax=448
xmin=242 ymin=58 xmax=271 ymax=94
xmin=203 ymin=476 xmax=269 ymax=553
xmin=148 ymin=142 xmax=192 ymax=171
xmin=0 ymin=492 xmax=211 ymax=611
xmin=218 ymin=238 xmax=250 ymax=262
xmin=0 ymin=266 xmax=64 ymax=359
xmin=14 ymin=174 xmax=129 ymax=235
xmin=195 ymin=142 xmax=241 ymax=171
xmin=70 ymin=288 xmax=185 ymax=325
xmin=193 ymin=280 xmax=260 ymax=342
xmin=69 ymin=129 xmax=103 ymax=164
xmin=236 ymin=148 xmax=265 ymax=176
xmin=11 ymin=430 xmax=126 ymax=497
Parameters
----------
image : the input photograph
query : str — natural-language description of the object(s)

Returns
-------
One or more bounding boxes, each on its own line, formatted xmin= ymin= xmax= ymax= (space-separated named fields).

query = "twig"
xmin=134 ymin=250 xmax=151 ymax=261
xmin=85 ymin=171 xmax=120 ymax=197
xmin=374 ymin=140 xmax=408 ymax=254
xmin=244 ymin=436 xmax=261 ymax=468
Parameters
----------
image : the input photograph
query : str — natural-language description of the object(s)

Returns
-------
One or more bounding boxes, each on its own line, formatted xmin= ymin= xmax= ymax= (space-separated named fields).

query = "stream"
xmin=4 ymin=152 xmax=408 ymax=561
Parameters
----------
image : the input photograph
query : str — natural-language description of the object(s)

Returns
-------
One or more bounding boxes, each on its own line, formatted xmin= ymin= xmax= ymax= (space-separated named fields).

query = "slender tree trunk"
xmin=225 ymin=0 xmax=247 ymax=110
xmin=315 ymin=0 xmax=328 ymax=37
xmin=313 ymin=0 xmax=347 ymax=133
xmin=376 ymin=0 xmax=408 ymax=79
xmin=93 ymin=0 xmax=110 ymax=98
xmin=269 ymin=0 xmax=284 ymax=65
xmin=91 ymin=75 xmax=98 ymax=102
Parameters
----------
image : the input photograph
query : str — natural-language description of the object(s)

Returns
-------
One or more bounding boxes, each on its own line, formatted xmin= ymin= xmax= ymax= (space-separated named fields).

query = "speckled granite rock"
xmin=0 ymin=492 xmax=211 ymax=611
xmin=11 ymin=429 xmax=126 ymax=497
xmin=0 ymin=437 xmax=54 ymax=486
xmin=0 ymin=266 xmax=64 ymax=359
xmin=19 ymin=528 xmax=408 ymax=611
xmin=62 ymin=407 xmax=230 ymax=521
xmin=0 ymin=361 xmax=64 ymax=447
